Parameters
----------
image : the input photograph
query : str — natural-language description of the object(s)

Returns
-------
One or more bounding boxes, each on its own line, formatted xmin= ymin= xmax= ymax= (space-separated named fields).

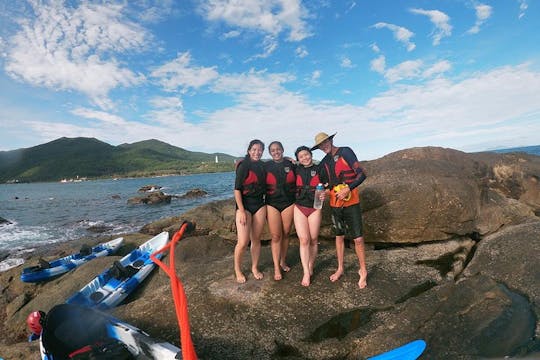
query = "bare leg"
xmin=234 ymin=209 xmax=252 ymax=283
xmin=354 ymin=237 xmax=368 ymax=289
xmin=307 ymin=210 xmax=322 ymax=276
xmin=250 ymin=206 xmax=267 ymax=280
xmin=280 ymin=204 xmax=294 ymax=272
xmin=330 ymin=235 xmax=345 ymax=282
xmin=267 ymin=205 xmax=283 ymax=280
xmin=294 ymin=206 xmax=311 ymax=287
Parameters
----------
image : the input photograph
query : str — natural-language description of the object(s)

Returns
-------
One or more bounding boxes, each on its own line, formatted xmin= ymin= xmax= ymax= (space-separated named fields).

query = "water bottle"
xmin=313 ymin=183 xmax=324 ymax=209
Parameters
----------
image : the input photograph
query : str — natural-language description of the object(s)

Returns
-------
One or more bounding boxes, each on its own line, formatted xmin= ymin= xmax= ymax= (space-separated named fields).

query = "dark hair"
xmin=294 ymin=145 xmax=311 ymax=161
xmin=268 ymin=141 xmax=284 ymax=153
xmin=247 ymin=139 xmax=265 ymax=154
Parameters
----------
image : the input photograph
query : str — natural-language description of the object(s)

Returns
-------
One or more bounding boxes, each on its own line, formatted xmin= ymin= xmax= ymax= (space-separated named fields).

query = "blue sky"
xmin=0 ymin=0 xmax=538 ymax=160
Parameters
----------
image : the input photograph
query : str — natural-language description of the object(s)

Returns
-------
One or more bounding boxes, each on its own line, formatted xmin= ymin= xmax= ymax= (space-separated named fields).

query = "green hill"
xmin=0 ymin=137 xmax=237 ymax=183
xmin=490 ymin=145 xmax=540 ymax=156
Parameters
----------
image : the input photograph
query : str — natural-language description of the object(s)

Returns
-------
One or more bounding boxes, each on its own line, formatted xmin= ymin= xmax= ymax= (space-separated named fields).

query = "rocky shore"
xmin=0 ymin=147 xmax=539 ymax=359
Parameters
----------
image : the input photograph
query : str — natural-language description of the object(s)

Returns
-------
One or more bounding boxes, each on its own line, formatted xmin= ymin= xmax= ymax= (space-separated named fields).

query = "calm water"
xmin=0 ymin=172 xmax=234 ymax=270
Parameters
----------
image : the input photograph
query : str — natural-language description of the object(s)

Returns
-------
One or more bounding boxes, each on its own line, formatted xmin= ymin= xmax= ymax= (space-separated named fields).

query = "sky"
xmin=0 ymin=0 xmax=539 ymax=161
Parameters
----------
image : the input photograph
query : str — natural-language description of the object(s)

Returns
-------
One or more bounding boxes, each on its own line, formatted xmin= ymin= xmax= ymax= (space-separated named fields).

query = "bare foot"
xmin=280 ymin=263 xmax=291 ymax=272
xmin=252 ymin=269 xmax=264 ymax=280
xmin=274 ymin=269 xmax=282 ymax=281
xmin=329 ymin=269 xmax=343 ymax=282
xmin=301 ymin=273 xmax=310 ymax=287
xmin=235 ymin=271 xmax=246 ymax=284
xmin=358 ymin=270 xmax=367 ymax=289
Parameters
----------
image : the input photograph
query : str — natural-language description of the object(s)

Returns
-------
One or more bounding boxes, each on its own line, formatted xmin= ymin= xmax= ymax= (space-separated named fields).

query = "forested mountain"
xmin=0 ymin=137 xmax=237 ymax=183
xmin=491 ymin=145 xmax=540 ymax=156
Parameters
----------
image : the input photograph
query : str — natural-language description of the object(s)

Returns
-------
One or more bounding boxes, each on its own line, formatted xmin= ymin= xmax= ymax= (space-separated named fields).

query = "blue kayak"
xmin=66 ymin=232 xmax=169 ymax=310
xmin=40 ymin=303 xmax=181 ymax=360
xmin=367 ymin=339 xmax=426 ymax=360
xmin=20 ymin=237 xmax=124 ymax=283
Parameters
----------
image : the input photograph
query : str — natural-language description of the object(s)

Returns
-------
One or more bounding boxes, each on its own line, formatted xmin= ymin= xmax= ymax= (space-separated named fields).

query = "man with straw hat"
xmin=311 ymin=132 xmax=368 ymax=289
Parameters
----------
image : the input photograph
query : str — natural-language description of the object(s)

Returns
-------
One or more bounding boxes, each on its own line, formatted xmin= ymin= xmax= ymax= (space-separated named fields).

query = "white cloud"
xmin=149 ymin=96 xmax=183 ymax=109
xmin=71 ymin=108 xmax=128 ymax=126
xmin=247 ymin=35 xmax=279 ymax=61
xmin=384 ymin=60 xmax=424 ymax=83
xmin=341 ymin=57 xmax=354 ymax=68
xmin=373 ymin=22 xmax=416 ymax=51
xmin=422 ymin=60 xmax=451 ymax=78
xmin=133 ymin=0 xmax=175 ymax=23
xmin=410 ymin=8 xmax=452 ymax=45
xmin=295 ymin=45 xmax=308 ymax=58
xmin=146 ymin=96 xmax=186 ymax=127
xmin=222 ymin=30 xmax=241 ymax=39
xmin=151 ymin=52 xmax=219 ymax=92
xmin=376 ymin=59 xmax=451 ymax=83
xmin=370 ymin=43 xmax=381 ymax=53
xmin=199 ymin=0 xmax=312 ymax=42
xmin=467 ymin=4 xmax=492 ymax=34
xmin=518 ymin=0 xmax=528 ymax=19
xmin=4 ymin=1 xmax=147 ymax=110
xmin=370 ymin=55 xmax=386 ymax=74
xmin=211 ymin=69 xmax=294 ymax=101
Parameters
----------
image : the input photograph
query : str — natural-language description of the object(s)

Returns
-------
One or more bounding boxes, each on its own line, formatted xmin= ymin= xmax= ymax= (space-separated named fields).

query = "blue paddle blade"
xmin=367 ymin=339 xmax=426 ymax=360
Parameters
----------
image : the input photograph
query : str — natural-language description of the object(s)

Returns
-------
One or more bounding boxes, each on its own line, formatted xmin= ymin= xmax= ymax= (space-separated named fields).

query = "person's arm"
xmin=234 ymin=161 xmax=248 ymax=225
xmin=341 ymin=147 xmax=366 ymax=190
xmin=234 ymin=189 xmax=247 ymax=226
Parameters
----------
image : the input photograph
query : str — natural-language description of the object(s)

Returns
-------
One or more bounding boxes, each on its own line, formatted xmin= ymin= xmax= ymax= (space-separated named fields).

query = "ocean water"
xmin=0 ymin=172 xmax=235 ymax=270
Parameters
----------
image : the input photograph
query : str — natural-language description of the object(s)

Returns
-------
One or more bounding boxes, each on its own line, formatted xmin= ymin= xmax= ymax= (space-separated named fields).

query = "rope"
xmin=150 ymin=222 xmax=198 ymax=360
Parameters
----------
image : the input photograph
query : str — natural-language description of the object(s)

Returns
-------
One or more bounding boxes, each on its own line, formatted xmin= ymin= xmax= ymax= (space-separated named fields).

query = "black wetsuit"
xmin=295 ymin=163 xmax=326 ymax=208
xmin=235 ymin=158 xmax=266 ymax=214
xmin=264 ymin=159 xmax=296 ymax=212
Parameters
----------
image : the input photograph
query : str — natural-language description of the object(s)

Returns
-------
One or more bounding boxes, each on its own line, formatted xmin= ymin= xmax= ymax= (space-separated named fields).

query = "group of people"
xmin=233 ymin=132 xmax=368 ymax=289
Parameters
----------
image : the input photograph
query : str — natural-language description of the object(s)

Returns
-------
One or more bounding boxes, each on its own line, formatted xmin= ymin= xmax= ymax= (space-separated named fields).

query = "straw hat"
xmin=311 ymin=132 xmax=336 ymax=150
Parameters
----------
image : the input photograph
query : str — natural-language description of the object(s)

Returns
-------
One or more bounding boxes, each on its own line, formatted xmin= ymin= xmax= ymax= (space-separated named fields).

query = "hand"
xmin=337 ymin=185 xmax=350 ymax=200
xmin=237 ymin=210 xmax=247 ymax=226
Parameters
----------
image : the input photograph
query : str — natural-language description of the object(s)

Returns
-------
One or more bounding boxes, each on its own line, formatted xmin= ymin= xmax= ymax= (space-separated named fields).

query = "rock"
xmin=138 ymin=184 xmax=162 ymax=192
xmin=0 ymin=216 xmax=12 ymax=225
xmin=111 ymin=194 xmax=121 ymax=199
xmin=86 ymin=224 xmax=113 ymax=233
xmin=462 ymin=220 xmax=540 ymax=340
xmin=127 ymin=191 xmax=171 ymax=205
xmin=176 ymin=188 xmax=208 ymax=199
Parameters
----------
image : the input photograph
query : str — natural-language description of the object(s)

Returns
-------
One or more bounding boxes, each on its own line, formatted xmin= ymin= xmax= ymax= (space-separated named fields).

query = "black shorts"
xmin=331 ymin=203 xmax=363 ymax=238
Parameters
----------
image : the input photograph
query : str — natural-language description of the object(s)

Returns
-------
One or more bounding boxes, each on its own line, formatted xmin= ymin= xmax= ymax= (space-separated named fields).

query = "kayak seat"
xmin=79 ymin=244 xmax=92 ymax=256
xmin=39 ymin=258 xmax=51 ymax=269
xmin=110 ymin=261 xmax=138 ymax=280
xmin=69 ymin=338 xmax=134 ymax=359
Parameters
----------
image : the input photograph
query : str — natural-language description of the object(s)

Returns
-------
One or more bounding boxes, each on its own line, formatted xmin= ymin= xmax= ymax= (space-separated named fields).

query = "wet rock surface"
xmin=127 ymin=190 xmax=172 ymax=205
xmin=1 ymin=147 xmax=539 ymax=359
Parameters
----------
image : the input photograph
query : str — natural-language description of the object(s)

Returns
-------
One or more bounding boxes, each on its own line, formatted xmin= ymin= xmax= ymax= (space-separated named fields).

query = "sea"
xmin=0 ymin=172 xmax=235 ymax=271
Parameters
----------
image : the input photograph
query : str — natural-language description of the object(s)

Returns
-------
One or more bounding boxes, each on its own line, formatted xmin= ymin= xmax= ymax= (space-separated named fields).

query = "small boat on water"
xmin=20 ymin=237 xmax=124 ymax=283
xmin=66 ymin=232 xmax=169 ymax=310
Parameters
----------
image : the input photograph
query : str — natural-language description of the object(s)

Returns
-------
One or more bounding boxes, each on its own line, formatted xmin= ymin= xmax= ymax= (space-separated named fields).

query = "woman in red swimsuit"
xmin=234 ymin=139 xmax=267 ymax=283
xmin=293 ymin=146 xmax=327 ymax=287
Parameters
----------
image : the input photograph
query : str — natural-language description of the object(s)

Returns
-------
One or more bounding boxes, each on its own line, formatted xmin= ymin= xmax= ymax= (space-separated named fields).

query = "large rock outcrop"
xmin=1 ymin=147 xmax=539 ymax=359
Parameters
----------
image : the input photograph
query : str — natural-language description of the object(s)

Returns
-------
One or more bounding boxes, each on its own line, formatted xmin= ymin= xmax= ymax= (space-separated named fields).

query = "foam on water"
xmin=0 ymin=257 xmax=25 ymax=272
xmin=0 ymin=222 xmax=62 ymax=251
